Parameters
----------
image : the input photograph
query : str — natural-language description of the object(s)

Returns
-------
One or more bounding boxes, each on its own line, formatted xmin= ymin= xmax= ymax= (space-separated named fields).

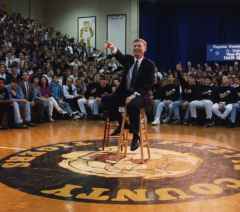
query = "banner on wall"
xmin=107 ymin=15 xmax=127 ymax=54
xmin=78 ymin=16 xmax=96 ymax=49
xmin=207 ymin=44 xmax=240 ymax=61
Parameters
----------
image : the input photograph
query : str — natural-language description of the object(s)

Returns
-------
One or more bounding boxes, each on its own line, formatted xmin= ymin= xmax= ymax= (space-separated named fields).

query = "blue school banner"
xmin=207 ymin=44 xmax=240 ymax=61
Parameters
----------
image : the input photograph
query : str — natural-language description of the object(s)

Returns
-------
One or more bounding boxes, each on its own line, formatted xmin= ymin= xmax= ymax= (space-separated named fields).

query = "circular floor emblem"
xmin=59 ymin=147 xmax=203 ymax=179
xmin=0 ymin=140 xmax=240 ymax=204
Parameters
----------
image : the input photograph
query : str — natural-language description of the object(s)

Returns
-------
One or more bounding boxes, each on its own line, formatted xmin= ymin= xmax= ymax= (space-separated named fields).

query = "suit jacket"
xmin=114 ymin=50 xmax=155 ymax=100
xmin=6 ymin=84 xmax=24 ymax=100
xmin=0 ymin=73 xmax=12 ymax=85
xmin=19 ymin=81 xmax=35 ymax=101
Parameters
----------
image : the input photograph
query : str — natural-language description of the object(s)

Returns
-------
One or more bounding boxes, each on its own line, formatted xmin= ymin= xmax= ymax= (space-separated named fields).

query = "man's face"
xmin=53 ymin=76 xmax=59 ymax=83
xmin=22 ymin=73 xmax=29 ymax=81
xmin=67 ymin=79 xmax=73 ymax=86
xmin=100 ymin=79 xmax=107 ymax=87
xmin=33 ymin=78 xmax=39 ymax=85
xmin=168 ymin=74 xmax=175 ymax=84
xmin=12 ymin=67 xmax=18 ymax=75
xmin=11 ymin=82 xmax=17 ymax=90
xmin=76 ymin=79 xmax=81 ymax=86
xmin=41 ymin=77 xmax=47 ymax=85
xmin=188 ymin=77 xmax=195 ymax=85
xmin=113 ymin=79 xmax=120 ymax=86
xmin=205 ymin=78 xmax=211 ymax=86
xmin=133 ymin=41 xmax=146 ymax=58
xmin=0 ymin=65 xmax=5 ymax=74
xmin=19 ymin=53 xmax=24 ymax=59
xmin=176 ymin=64 xmax=182 ymax=71
xmin=222 ymin=76 xmax=229 ymax=85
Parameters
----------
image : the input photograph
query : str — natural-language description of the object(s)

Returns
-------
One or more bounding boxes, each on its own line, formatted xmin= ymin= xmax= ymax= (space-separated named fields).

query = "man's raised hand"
xmin=104 ymin=41 xmax=115 ymax=51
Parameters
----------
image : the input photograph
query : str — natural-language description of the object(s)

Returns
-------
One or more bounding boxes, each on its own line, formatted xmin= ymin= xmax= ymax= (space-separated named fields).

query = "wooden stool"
xmin=117 ymin=107 xmax=151 ymax=163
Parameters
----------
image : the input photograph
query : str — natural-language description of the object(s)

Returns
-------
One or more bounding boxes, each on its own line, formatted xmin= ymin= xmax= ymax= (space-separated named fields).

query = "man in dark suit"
xmin=19 ymin=72 xmax=38 ymax=125
xmin=19 ymin=72 xmax=35 ymax=103
xmin=103 ymin=39 xmax=155 ymax=151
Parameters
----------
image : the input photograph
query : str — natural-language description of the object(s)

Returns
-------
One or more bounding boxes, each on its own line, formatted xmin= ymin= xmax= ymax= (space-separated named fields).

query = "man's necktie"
xmin=130 ymin=60 xmax=139 ymax=89
xmin=25 ymin=82 xmax=29 ymax=99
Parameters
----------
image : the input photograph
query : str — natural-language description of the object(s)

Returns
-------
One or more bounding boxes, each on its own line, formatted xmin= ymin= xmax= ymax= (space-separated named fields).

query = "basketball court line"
xmin=0 ymin=146 xmax=26 ymax=151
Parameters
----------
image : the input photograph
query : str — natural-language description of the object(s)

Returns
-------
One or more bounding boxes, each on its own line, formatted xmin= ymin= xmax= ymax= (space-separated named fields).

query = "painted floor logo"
xmin=0 ymin=140 xmax=240 ymax=205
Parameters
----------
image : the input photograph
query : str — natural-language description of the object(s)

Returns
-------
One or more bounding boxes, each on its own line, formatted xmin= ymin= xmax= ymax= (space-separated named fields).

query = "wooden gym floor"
xmin=0 ymin=120 xmax=240 ymax=212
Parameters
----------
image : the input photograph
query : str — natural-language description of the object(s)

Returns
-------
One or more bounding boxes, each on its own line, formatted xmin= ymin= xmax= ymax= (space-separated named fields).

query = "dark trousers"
xmin=102 ymin=93 xmax=144 ymax=135
xmin=65 ymin=97 xmax=79 ymax=111
xmin=0 ymin=103 xmax=12 ymax=128
xmin=33 ymin=100 xmax=46 ymax=122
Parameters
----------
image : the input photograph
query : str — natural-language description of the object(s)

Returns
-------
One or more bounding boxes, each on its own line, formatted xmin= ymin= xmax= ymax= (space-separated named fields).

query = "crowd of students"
xmin=1 ymin=10 xmax=240 ymax=130
xmin=151 ymin=62 xmax=240 ymax=128
xmin=0 ymin=11 xmax=122 ymax=129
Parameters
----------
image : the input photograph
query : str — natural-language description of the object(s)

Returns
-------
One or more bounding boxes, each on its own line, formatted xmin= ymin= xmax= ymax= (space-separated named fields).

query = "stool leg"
xmin=139 ymin=118 xmax=144 ymax=163
xmin=106 ymin=120 xmax=111 ymax=146
xmin=103 ymin=118 xmax=109 ymax=150
xmin=117 ymin=112 xmax=127 ymax=158
xmin=144 ymin=113 xmax=151 ymax=160
xmin=124 ymin=130 xmax=128 ymax=157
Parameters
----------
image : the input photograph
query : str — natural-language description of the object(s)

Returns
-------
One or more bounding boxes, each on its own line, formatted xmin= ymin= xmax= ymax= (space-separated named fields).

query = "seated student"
xmin=152 ymin=74 xmax=181 ymax=125
xmin=151 ymin=79 xmax=163 ymax=125
xmin=9 ymin=64 xmax=21 ymax=83
xmin=229 ymin=77 xmax=240 ymax=128
xmin=19 ymin=72 xmax=38 ymax=124
xmin=0 ymin=63 xmax=11 ymax=85
xmin=7 ymin=79 xmax=31 ymax=128
xmin=63 ymin=77 xmax=84 ymax=116
xmin=75 ymin=77 xmax=87 ymax=96
xmin=212 ymin=75 xmax=236 ymax=127
xmin=96 ymin=76 xmax=113 ymax=113
xmin=39 ymin=76 xmax=67 ymax=122
xmin=32 ymin=76 xmax=50 ymax=122
xmin=0 ymin=78 xmax=12 ymax=129
xmin=50 ymin=75 xmax=80 ymax=119
xmin=176 ymin=64 xmax=199 ymax=125
xmin=111 ymin=77 xmax=121 ymax=93
xmin=84 ymin=75 xmax=112 ymax=118
xmin=189 ymin=77 xmax=215 ymax=127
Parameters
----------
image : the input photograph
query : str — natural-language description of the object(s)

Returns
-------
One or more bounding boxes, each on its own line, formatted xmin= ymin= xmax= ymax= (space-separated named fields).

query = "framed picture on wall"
xmin=107 ymin=14 xmax=127 ymax=54
xmin=77 ymin=16 xmax=96 ymax=49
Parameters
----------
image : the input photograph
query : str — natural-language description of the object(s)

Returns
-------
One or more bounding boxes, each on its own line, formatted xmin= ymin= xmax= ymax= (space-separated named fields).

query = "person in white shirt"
xmin=63 ymin=77 xmax=86 ymax=117
xmin=5 ymin=52 xmax=19 ymax=68
xmin=0 ymin=64 xmax=11 ymax=84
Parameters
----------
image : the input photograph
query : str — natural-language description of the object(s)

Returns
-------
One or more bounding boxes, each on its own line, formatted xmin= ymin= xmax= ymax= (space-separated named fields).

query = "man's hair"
xmin=100 ymin=75 xmax=107 ymax=81
xmin=133 ymin=38 xmax=147 ymax=47
xmin=21 ymin=71 xmax=28 ymax=76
